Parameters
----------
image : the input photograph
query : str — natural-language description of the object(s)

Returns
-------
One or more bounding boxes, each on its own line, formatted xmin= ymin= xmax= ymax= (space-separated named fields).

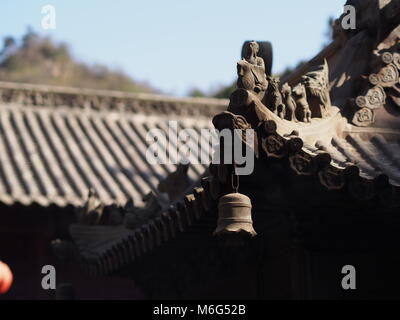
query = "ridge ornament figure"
xmin=237 ymin=41 xmax=269 ymax=100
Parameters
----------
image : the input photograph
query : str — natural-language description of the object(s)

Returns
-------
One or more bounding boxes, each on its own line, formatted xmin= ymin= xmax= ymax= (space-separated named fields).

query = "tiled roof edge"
xmin=71 ymin=180 xmax=220 ymax=276
xmin=258 ymin=119 xmax=400 ymax=206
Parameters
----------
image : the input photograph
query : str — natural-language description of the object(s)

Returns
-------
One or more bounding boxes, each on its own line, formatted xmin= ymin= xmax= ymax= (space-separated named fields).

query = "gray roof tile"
xmin=0 ymin=83 xmax=224 ymax=207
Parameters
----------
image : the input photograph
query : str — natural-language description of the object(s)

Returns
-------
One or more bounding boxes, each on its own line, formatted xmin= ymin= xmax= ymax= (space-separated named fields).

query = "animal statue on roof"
xmin=293 ymin=83 xmax=312 ymax=123
xmin=281 ymin=83 xmax=298 ymax=122
xmin=301 ymin=59 xmax=332 ymax=118
xmin=264 ymin=76 xmax=286 ymax=119
xmin=124 ymin=192 xmax=162 ymax=229
xmin=158 ymin=164 xmax=191 ymax=202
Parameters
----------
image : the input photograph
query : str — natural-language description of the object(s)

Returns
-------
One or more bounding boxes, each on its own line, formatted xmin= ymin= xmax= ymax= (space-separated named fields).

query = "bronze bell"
xmin=214 ymin=192 xmax=257 ymax=238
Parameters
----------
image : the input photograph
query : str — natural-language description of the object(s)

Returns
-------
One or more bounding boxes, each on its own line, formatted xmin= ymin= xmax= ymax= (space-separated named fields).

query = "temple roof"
xmin=0 ymin=82 xmax=227 ymax=207
xmin=63 ymin=0 xmax=400 ymax=277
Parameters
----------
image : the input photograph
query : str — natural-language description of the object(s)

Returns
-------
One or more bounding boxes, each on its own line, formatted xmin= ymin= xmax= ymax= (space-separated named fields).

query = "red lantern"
xmin=0 ymin=261 xmax=13 ymax=294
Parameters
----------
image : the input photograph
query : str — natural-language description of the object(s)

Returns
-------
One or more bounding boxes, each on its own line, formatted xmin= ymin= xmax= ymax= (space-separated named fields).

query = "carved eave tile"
xmin=349 ymin=38 xmax=400 ymax=128
xmin=352 ymin=108 xmax=377 ymax=127
xmin=262 ymin=133 xmax=288 ymax=159
xmin=318 ymin=165 xmax=346 ymax=191
xmin=289 ymin=151 xmax=316 ymax=176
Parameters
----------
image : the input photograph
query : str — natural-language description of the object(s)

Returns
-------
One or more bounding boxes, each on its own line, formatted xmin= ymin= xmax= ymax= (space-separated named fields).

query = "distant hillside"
xmin=0 ymin=29 xmax=155 ymax=93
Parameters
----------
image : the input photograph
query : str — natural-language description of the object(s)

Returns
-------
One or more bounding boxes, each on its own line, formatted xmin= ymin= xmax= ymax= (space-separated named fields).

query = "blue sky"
xmin=0 ymin=1 xmax=345 ymax=96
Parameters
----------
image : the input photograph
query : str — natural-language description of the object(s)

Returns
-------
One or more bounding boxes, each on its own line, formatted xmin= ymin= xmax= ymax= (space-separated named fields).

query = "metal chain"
xmin=231 ymin=118 xmax=240 ymax=193
xmin=232 ymin=162 xmax=239 ymax=193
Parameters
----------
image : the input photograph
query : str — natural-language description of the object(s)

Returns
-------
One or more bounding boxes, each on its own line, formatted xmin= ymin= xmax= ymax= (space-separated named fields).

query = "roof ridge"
xmin=0 ymin=81 xmax=228 ymax=117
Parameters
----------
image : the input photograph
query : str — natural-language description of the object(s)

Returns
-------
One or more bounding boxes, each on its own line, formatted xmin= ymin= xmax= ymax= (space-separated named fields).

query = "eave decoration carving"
xmin=352 ymin=45 xmax=400 ymax=127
